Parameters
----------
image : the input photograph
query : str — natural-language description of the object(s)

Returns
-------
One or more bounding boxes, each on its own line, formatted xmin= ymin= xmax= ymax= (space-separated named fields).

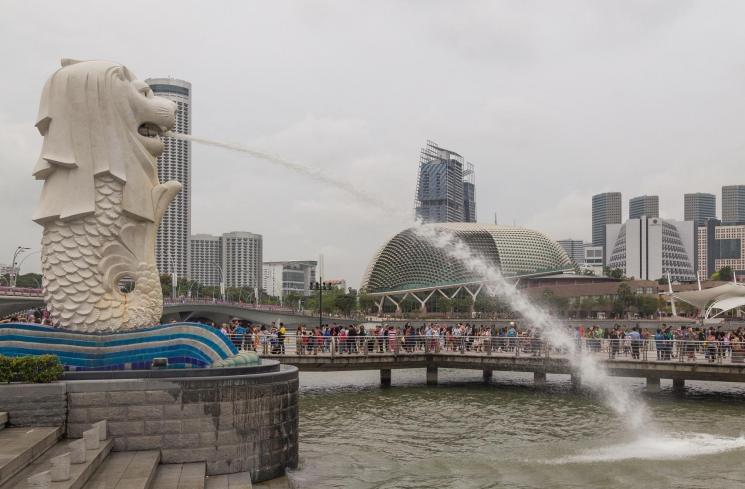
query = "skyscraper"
xmin=684 ymin=192 xmax=717 ymax=275
xmin=684 ymin=193 xmax=716 ymax=223
xmin=146 ymin=77 xmax=192 ymax=280
xmin=557 ymin=239 xmax=585 ymax=265
xmin=722 ymin=185 xmax=745 ymax=224
xmin=189 ymin=234 xmax=221 ymax=286
xmin=606 ymin=216 xmax=695 ymax=282
xmin=189 ymin=232 xmax=263 ymax=289
xmin=592 ymin=192 xmax=622 ymax=254
xmin=262 ymin=260 xmax=317 ymax=298
xmin=221 ymin=232 xmax=263 ymax=289
xmin=415 ymin=140 xmax=476 ymax=223
xmin=629 ymin=195 xmax=659 ymax=219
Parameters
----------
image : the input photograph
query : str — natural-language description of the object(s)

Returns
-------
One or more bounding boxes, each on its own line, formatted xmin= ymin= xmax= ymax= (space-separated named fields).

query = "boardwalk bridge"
xmin=254 ymin=335 xmax=745 ymax=391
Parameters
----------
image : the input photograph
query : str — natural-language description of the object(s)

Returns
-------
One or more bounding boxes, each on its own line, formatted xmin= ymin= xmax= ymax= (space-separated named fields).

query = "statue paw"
xmin=153 ymin=181 xmax=182 ymax=222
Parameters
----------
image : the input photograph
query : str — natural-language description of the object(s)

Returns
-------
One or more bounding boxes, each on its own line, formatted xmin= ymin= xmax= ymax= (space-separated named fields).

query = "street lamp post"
xmin=169 ymin=256 xmax=178 ymax=301
xmin=212 ymin=263 xmax=225 ymax=301
xmin=13 ymin=250 xmax=41 ymax=288
xmin=310 ymin=280 xmax=332 ymax=329
xmin=9 ymin=246 xmax=30 ymax=288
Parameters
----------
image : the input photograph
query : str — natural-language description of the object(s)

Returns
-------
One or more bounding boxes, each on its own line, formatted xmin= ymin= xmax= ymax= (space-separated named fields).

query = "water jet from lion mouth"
xmin=165 ymin=131 xmax=400 ymax=215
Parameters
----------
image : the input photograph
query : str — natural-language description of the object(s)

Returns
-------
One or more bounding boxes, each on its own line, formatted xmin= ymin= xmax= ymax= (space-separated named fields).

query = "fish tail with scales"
xmin=41 ymin=175 xmax=162 ymax=330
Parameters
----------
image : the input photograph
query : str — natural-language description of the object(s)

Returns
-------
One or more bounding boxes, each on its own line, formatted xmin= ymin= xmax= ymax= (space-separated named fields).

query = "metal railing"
xmin=222 ymin=333 xmax=745 ymax=365
xmin=0 ymin=286 xmax=43 ymax=297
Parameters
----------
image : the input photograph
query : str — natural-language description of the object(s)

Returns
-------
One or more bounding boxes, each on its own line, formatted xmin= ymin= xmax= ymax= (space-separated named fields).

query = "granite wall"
xmin=0 ymin=364 xmax=299 ymax=483
xmin=0 ymin=383 xmax=67 ymax=427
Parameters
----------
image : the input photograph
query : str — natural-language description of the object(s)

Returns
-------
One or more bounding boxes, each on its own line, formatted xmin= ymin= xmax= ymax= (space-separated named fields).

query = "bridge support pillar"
xmin=380 ymin=369 xmax=391 ymax=388
xmin=672 ymin=378 xmax=685 ymax=392
xmin=646 ymin=377 xmax=661 ymax=393
xmin=426 ymin=366 xmax=438 ymax=386
xmin=570 ymin=374 xmax=581 ymax=391
xmin=482 ymin=369 xmax=493 ymax=383
xmin=534 ymin=371 xmax=546 ymax=386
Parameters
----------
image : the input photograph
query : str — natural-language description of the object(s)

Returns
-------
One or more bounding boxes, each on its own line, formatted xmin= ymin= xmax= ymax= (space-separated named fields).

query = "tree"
xmin=12 ymin=273 xmax=42 ymax=288
xmin=604 ymin=267 xmax=626 ymax=280
xmin=717 ymin=266 xmax=735 ymax=282
xmin=616 ymin=283 xmax=636 ymax=308
xmin=358 ymin=294 xmax=376 ymax=313
xmin=334 ymin=294 xmax=356 ymax=316
xmin=636 ymin=295 xmax=659 ymax=317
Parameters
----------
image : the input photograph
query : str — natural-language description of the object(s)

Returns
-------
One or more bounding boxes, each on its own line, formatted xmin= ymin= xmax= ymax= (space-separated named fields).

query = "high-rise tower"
xmin=592 ymin=192 xmax=622 ymax=255
xmin=684 ymin=192 xmax=717 ymax=275
xmin=629 ymin=195 xmax=659 ymax=219
xmin=684 ymin=192 xmax=716 ymax=223
xmin=145 ymin=78 xmax=192 ymax=281
xmin=415 ymin=140 xmax=476 ymax=223
xmin=722 ymin=185 xmax=745 ymax=224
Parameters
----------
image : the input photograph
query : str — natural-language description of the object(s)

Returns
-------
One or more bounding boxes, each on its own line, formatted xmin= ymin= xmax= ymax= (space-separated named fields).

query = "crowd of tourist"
xmin=210 ymin=319 xmax=745 ymax=363
xmin=3 ymin=309 xmax=745 ymax=363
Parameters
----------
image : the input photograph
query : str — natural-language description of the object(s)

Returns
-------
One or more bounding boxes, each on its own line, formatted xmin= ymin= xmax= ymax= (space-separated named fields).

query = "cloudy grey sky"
xmin=2 ymin=1 xmax=745 ymax=286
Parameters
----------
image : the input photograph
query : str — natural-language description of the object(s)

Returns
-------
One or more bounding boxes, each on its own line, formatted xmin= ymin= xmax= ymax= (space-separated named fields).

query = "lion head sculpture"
xmin=33 ymin=58 xmax=177 ymax=224
xmin=33 ymin=59 xmax=183 ymax=331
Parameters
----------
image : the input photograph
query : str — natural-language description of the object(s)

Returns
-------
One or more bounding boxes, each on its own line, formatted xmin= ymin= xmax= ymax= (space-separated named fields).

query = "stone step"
xmin=0 ymin=438 xmax=113 ymax=489
xmin=82 ymin=451 xmax=160 ymax=489
xmin=0 ymin=427 xmax=62 ymax=487
xmin=253 ymin=476 xmax=289 ymax=489
xmin=151 ymin=463 xmax=205 ymax=489
xmin=0 ymin=414 xmax=7 ymax=431
xmin=205 ymin=472 xmax=252 ymax=489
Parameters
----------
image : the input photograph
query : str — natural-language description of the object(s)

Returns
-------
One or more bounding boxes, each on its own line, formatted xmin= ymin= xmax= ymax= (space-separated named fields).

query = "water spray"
xmin=166 ymin=132 xmax=396 ymax=213
xmin=413 ymin=222 xmax=651 ymax=432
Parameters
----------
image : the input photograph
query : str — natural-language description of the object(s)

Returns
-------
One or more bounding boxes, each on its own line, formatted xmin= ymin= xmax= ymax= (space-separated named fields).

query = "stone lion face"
xmin=126 ymin=78 xmax=177 ymax=158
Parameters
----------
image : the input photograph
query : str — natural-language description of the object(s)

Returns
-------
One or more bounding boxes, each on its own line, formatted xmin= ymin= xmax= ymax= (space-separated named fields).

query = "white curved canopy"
xmin=673 ymin=283 xmax=745 ymax=318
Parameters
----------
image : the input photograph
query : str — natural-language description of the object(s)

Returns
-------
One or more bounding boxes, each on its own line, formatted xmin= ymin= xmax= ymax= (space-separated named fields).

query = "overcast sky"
xmin=2 ymin=1 xmax=745 ymax=286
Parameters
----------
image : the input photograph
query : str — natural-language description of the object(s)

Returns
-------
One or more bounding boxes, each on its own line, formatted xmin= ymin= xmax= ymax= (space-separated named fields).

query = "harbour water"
xmin=292 ymin=369 xmax=745 ymax=489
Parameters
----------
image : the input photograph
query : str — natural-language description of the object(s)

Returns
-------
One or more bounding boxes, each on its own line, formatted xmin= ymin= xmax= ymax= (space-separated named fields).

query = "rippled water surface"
xmin=291 ymin=369 xmax=745 ymax=489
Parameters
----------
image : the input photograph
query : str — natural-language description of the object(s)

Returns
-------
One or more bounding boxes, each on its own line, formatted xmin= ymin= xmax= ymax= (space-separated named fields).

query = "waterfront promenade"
xmin=252 ymin=335 xmax=745 ymax=390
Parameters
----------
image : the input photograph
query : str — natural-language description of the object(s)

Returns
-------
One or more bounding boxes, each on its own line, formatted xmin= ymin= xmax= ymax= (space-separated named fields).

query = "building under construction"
xmin=415 ymin=140 xmax=476 ymax=223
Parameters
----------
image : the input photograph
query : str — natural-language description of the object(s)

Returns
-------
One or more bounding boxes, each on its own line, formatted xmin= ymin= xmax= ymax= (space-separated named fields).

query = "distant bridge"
xmin=0 ymin=287 xmax=44 ymax=316
xmin=258 ymin=335 xmax=745 ymax=390
xmin=161 ymin=300 xmax=359 ymax=326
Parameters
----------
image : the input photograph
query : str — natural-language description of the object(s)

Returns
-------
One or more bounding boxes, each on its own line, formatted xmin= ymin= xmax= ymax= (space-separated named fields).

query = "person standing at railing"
xmin=629 ymin=326 xmax=642 ymax=360
xmin=507 ymin=324 xmax=517 ymax=352
xmin=705 ymin=331 xmax=718 ymax=362
xmin=295 ymin=326 xmax=304 ymax=355
xmin=278 ymin=323 xmax=287 ymax=354
xmin=681 ymin=326 xmax=694 ymax=361
xmin=388 ymin=326 xmax=397 ymax=353
xmin=233 ymin=321 xmax=247 ymax=351
xmin=609 ymin=327 xmax=621 ymax=359
xmin=259 ymin=325 xmax=270 ymax=355
xmin=338 ymin=327 xmax=348 ymax=354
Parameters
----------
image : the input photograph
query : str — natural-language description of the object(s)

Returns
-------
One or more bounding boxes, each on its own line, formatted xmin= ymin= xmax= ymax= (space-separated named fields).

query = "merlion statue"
xmin=32 ymin=59 xmax=181 ymax=331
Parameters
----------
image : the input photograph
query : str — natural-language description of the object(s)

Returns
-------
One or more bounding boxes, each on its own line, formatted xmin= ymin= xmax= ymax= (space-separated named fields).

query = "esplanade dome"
xmin=361 ymin=223 xmax=572 ymax=293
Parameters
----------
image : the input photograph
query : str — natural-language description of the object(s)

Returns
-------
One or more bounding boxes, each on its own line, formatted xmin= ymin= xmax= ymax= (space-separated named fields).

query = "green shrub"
xmin=0 ymin=355 xmax=63 ymax=383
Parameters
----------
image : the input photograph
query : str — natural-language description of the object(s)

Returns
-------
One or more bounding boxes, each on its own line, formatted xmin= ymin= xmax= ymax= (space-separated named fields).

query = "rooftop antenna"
xmin=667 ymin=271 xmax=677 ymax=317
xmin=494 ymin=212 xmax=498 ymax=225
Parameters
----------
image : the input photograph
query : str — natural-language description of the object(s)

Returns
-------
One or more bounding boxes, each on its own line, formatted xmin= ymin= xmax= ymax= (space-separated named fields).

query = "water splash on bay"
xmin=544 ymin=433 xmax=745 ymax=464
xmin=413 ymin=223 xmax=651 ymax=432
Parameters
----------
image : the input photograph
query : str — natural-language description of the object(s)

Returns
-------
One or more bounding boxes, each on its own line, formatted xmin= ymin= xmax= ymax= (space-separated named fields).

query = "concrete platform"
xmin=2 ymin=438 xmax=113 ymax=489
xmin=253 ymin=476 xmax=289 ymax=489
xmin=151 ymin=464 xmax=206 ymax=489
xmin=0 ymin=427 xmax=62 ymax=486
xmin=205 ymin=472 xmax=252 ymax=489
xmin=82 ymin=451 xmax=160 ymax=489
